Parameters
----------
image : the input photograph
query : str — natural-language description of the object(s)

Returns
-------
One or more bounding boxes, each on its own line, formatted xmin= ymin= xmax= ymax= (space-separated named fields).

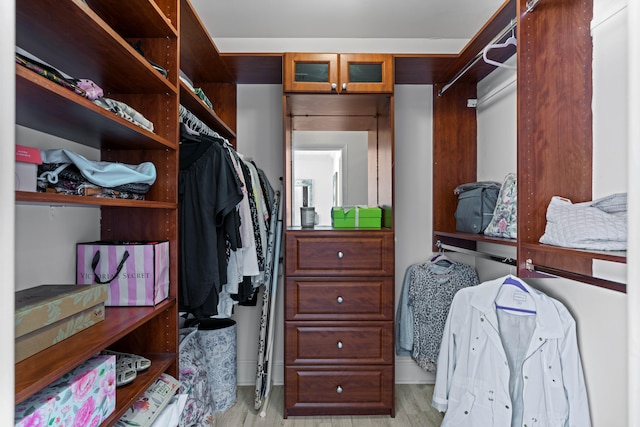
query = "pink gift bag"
xmin=77 ymin=241 xmax=169 ymax=306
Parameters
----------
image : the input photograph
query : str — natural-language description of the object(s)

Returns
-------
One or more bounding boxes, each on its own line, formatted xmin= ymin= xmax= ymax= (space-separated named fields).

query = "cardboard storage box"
xmin=16 ymin=305 xmax=105 ymax=363
xmin=332 ymin=206 xmax=382 ymax=228
xmin=76 ymin=241 xmax=170 ymax=306
xmin=15 ymin=355 xmax=116 ymax=427
xmin=15 ymin=145 xmax=42 ymax=192
xmin=15 ymin=284 xmax=107 ymax=362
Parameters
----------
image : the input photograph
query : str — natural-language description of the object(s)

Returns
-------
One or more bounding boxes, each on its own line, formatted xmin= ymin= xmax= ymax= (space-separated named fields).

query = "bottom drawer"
xmin=284 ymin=365 xmax=394 ymax=417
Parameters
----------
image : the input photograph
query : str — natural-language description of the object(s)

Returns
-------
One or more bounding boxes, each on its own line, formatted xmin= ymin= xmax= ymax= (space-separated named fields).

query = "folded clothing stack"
xmin=38 ymin=148 xmax=156 ymax=199
xmin=16 ymin=48 xmax=154 ymax=132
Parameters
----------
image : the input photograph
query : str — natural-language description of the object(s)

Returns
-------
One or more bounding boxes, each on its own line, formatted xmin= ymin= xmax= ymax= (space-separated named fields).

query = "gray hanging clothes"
xmin=407 ymin=261 xmax=479 ymax=373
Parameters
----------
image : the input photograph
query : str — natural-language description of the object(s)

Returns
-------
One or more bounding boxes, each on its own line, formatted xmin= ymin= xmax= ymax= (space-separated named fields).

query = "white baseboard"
xmin=237 ymin=360 xmax=285 ymax=386
xmin=394 ymin=357 xmax=436 ymax=384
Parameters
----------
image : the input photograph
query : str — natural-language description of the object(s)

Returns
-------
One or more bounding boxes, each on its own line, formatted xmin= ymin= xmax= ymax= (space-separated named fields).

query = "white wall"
xmin=2 ymin=1 xmax=15 ymax=424
xmin=234 ymin=84 xmax=285 ymax=385
xmin=627 ymin=0 xmax=640 ymax=424
xmin=14 ymin=127 xmax=101 ymax=290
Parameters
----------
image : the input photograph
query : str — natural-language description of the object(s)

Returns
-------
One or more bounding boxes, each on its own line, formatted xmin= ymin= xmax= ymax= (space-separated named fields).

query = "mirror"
xmin=292 ymin=130 xmax=368 ymax=226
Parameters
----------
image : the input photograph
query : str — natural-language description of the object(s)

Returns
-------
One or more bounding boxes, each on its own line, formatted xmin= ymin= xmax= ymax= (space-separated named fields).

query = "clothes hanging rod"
xmin=438 ymin=0 xmax=545 ymax=97
xmin=436 ymin=241 xmax=516 ymax=266
xmin=438 ymin=17 xmax=517 ymax=97
xmin=523 ymin=258 xmax=627 ymax=293
xmin=526 ymin=0 xmax=541 ymax=14
xmin=475 ymin=74 xmax=517 ymax=107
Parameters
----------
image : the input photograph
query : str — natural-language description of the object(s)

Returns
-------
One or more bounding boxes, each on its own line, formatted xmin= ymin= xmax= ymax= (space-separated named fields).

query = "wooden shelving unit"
xmin=13 ymin=0 xmax=235 ymax=424
xmin=431 ymin=0 xmax=625 ymax=291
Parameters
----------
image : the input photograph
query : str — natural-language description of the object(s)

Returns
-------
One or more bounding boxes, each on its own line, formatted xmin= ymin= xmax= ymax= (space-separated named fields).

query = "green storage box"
xmin=332 ymin=206 xmax=382 ymax=228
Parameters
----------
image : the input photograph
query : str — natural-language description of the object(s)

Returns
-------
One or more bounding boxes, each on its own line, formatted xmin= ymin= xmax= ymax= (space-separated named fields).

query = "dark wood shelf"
xmin=16 ymin=0 xmax=176 ymax=95
xmin=16 ymin=65 xmax=176 ymax=151
xmin=521 ymin=242 xmax=626 ymax=264
xmin=83 ymin=0 xmax=178 ymax=38
xmin=434 ymin=232 xmax=626 ymax=292
xmin=434 ymin=230 xmax=517 ymax=247
xmin=102 ymin=353 xmax=176 ymax=426
xmin=15 ymin=299 xmax=176 ymax=404
xmin=180 ymin=0 xmax=234 ymax=84
xmin=16 ymin=191 xmax=177 ymax=209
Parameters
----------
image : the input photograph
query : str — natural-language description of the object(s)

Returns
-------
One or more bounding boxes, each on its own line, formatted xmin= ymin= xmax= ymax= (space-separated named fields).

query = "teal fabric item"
xmin=40 ymin=149 xmax=157 ymax=187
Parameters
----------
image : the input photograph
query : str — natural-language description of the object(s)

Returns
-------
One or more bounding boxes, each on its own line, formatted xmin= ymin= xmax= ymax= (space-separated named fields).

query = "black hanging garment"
xmin=178 ymin=134 xmax=243 ymax=318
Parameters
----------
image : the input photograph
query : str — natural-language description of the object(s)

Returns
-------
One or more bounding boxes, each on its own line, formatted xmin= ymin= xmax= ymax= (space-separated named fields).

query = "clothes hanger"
xmin=483 ymin=29 xmax=517 ymax=69
xmin=495 ymin=275 xmax=536 ymax=314
xmin=502 ymin=275 xmax=528 ymax=293
xmin=428 ymin=247 xmax=453 ymax=267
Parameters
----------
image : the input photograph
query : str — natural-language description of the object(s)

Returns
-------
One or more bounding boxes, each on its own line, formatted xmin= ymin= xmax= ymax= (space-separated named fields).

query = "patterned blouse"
xmin=408 ymin=261 xmax=479 ymax=373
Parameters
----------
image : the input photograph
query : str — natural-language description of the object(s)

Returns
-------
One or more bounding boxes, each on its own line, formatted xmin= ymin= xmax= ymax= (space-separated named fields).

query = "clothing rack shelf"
xmin=179 ymin=82 xmax=236 ymax=140
xmin=437 ymin=240 xmax=626 ymax=293
xmin=436 ymin=241 xmax=516 ymax=266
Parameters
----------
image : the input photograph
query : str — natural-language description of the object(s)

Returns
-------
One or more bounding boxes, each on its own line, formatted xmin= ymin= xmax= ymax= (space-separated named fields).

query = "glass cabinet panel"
xmin=295 ymin=63 xmax=329 ymax=83
xmin=348 ymin=63 xmax=383 ymax=83
xmin=284 ymin=53 xmax=339 ymax=92
xmin=339 ymin=54 xmax=393 ymax=93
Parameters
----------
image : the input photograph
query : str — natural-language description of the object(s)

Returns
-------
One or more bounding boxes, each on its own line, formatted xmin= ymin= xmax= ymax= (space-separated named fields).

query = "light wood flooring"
xmin=211 ymin=384 xmax=444 ymax=427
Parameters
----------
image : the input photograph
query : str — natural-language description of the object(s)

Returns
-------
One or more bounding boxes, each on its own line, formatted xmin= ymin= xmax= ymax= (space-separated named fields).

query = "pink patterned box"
xmin=15 ymin=355 xmax=116 ymax=427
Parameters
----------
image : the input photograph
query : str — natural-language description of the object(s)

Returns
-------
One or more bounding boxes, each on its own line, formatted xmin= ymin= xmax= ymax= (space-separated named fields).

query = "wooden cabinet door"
xmin=283 ymin=52 xmax=339 ymax=93
xmin=339 ymin=54 xmax=393 ymax=93
xmin=283 ymin=53 xmax=393 ymax=93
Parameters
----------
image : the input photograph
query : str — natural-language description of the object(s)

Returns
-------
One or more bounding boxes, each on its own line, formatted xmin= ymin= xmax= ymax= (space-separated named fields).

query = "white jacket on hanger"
xmin=432 ymin=275 xmax=591 ymax=427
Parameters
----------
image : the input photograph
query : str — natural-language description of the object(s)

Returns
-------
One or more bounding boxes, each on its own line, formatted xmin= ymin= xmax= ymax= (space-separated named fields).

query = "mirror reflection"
xmin=292 ymin=130 xmax=368 ymax=226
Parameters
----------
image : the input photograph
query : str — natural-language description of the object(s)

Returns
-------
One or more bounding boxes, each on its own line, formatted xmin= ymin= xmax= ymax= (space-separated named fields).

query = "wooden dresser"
xmin=284 ymin=229 xmax=395 ymax=416
xmin=282 ymin=52 xmax=395 ymax=416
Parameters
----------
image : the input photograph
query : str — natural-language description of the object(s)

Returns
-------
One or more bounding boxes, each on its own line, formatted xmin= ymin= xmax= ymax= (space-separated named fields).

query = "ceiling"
xmin=190 ymin=0 xmax=506 ymax=54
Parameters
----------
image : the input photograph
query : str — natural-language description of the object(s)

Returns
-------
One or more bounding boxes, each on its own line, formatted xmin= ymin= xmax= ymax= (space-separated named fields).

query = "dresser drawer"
xmin=285 ymin=230 xmax=394 ymax=276
xmin=285 ymin=321 xmax=393 ymax=365
xmin=284 ymin=365 xmax=394 ymax=416
xmin=285 ymin=276 xmax=393 ymax=321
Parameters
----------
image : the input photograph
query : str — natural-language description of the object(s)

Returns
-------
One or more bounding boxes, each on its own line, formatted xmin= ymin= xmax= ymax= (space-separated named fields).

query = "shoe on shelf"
xmin=115 ymin=359 xmax=137 ymax=387
xmin=102 ymin=349 xmax=152 ymax=372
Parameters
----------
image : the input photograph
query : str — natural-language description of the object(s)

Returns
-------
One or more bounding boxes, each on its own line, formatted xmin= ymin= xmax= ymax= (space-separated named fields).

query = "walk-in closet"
xmin=4 ymin=0 xmax=639 ymax=425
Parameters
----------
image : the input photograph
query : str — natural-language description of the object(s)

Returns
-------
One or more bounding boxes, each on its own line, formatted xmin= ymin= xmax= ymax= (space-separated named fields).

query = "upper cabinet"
xmin=283 ymin=53 xmax=393 ymax=94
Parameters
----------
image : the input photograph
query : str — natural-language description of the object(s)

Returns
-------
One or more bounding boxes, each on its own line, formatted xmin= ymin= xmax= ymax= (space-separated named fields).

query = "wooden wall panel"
xmin=432 ymin=81 xmax=477 ymax=246
xmin=517 ymin=0 xmax=593 ymax=276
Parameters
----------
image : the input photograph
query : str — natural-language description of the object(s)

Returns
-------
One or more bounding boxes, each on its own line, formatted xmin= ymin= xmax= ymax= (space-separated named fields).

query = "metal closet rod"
xmin=437 ymin=241 xmax=626 ymax=293
xmin=438 ymin=18 xmax=517 ymax=97
xmin=436 ymin=241 xmax=516 ymax=266
xmin=437 ymin=0 xmax=542 ymax=97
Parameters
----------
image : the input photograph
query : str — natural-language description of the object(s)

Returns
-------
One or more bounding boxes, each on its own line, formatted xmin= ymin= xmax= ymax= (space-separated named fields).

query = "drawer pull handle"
xmin=337 ymin=251 xmax=344 ymax=259
xmin=337 ymin=296 xmax=344 ymax=304
xmin=337 ymin=341 xmax=343 ymax=349
xmin=336 ymin=386 xmax=343 ymax=394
